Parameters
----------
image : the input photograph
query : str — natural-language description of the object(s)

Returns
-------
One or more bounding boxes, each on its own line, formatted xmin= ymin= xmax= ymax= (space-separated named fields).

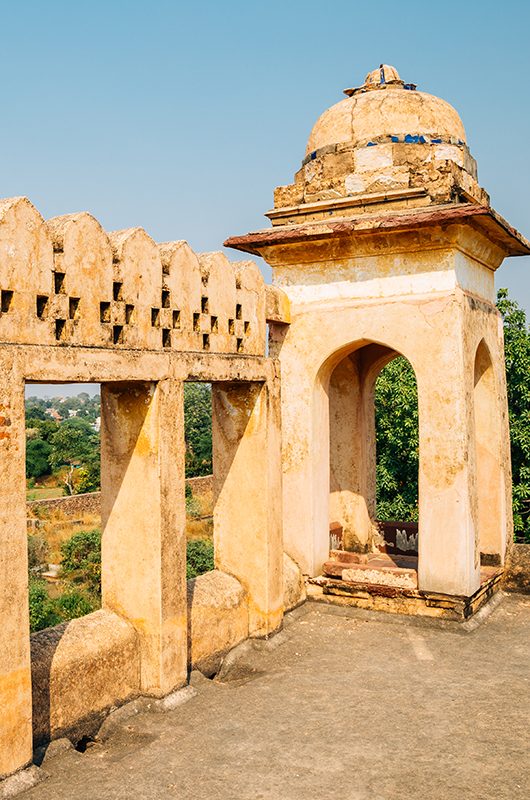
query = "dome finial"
xmin=344 ymin=64 xmax=416 ymax=97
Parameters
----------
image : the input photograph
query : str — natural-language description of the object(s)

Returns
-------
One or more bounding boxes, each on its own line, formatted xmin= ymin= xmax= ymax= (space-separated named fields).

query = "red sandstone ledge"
xmin=225 ymin=203 xmax=530 ymax=258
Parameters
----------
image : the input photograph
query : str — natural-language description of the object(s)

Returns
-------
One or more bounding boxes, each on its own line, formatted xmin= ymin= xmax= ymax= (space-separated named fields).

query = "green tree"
xmin=26 ymin=438 xmax=53 ymax=478
xmin=50 ymin=417 xmax=100 ymax=494
xmin=28 ymin=418 xmax=60 ymax=443
xmin=24 ymin=397 xmax=49 ymax=420
xmin=184 ymin=383 xmax=212 ymax=477
xmin=75 ymin=452 xmax=101 ymax=494
xmin=375 ymin=357 xmax=419 ymax=522
xmin=497 ymin=288 xmax=530 ymax=541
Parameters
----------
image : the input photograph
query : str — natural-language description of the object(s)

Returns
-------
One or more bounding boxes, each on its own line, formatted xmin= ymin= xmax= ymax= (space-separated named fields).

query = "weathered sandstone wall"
xmin=29 ymin=556 xmax=306 ymax=747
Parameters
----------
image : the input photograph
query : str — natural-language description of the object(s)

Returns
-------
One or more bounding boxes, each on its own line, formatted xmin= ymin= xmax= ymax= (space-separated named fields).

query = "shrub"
xmin=186 ymin=539 xmax=214 ymax=579
xmin=28 ymin=578 xmax=96 ymax=632
xmin=53 ymin=588 xmax=96 ymax=620
xmin=28 ymin=578 xmax=61 ymax=632
xmin=60 ymin=529 xmax=101 ymax=596
xmin=75 ymin=453 xmax=101 ymax=494
xmin=27 ymin=534 xmax=49 ymax=570
xmin=185 ymin=494 xmax=201 ymax=518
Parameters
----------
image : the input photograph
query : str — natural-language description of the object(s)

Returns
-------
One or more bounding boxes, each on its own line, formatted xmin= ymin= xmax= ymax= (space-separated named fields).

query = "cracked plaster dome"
xmin=305 ymin=65 xmax=467 ymax=156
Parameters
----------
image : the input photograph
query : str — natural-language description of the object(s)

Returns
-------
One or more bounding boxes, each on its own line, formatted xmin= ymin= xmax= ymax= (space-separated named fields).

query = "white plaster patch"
xmin=277 ymin=270 xmax=456 ymax=307
xmin=454 ymin=251 xmax=496 ymax=302
xmin=354 ymin=144 xmax=393 ymax=172
xmin=344 ymin=173 xmax=366 ymax=194
xmin=433 ymin=143 xmax=464 ymax=166
xmin=365 ymin=167 xmax=410 ymax=190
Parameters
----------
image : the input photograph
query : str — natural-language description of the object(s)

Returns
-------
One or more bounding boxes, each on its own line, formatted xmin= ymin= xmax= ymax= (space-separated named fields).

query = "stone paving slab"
xmin=21 ymin=593 xmax=530 ymax=800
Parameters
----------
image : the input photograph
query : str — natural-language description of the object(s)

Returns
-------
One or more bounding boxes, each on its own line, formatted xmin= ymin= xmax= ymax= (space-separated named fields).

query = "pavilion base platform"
xmin=307 ymin=551 xmax=503 ymax=622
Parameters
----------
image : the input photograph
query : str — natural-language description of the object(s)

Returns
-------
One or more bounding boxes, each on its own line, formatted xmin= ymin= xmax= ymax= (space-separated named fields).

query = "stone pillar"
xmin=417 ymin=357 xmax=481 ymax=597
xmin=101 ymin=379 xmax=187 ymax=697
xmin=0 ymin=358 xmax=33 ymax=778
xmin=473 ymin=340 xmax=505 ymax=559
xmin=329 ymin=353 xmax=372 ymax=550
xmin=212 ymin=380 xmax=283 ymax=637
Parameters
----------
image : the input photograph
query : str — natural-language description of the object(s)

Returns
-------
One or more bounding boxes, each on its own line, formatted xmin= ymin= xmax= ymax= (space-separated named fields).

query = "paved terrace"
xmin=21 ymin=594 xmax=530 ymax=800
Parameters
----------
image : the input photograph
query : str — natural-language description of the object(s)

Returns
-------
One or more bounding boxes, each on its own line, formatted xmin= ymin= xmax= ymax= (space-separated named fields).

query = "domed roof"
xmin=305 ymin=65 xmax=466 ymax=156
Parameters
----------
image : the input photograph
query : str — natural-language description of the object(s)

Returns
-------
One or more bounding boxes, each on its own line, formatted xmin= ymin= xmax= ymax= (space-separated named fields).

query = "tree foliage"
xmin=49 ymin=417 xmax=99 ymax=471
xmin=184 ymin=383 xmax=212 ymax=477
xmin=374 ymin=289 xmax=530 ymax=542
xmin=375 ymin=357 xmax=419 ymax=522
xmin=26 ymin=438 xmax=53 ymax=478
xmin=25 ymin=393 xmax=101 ymax=492
xmin=497 ymin=288 xmax=530 ymax=541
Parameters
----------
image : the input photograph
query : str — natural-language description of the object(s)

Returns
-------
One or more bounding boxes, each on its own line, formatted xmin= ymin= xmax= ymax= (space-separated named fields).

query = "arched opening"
xmin=375 ymin=355 xmax=419 ymax=549
xmin=325 ymin=342 xmax=420 ymax=587
xmin=473 ymin=340 xmax=505 ymax=562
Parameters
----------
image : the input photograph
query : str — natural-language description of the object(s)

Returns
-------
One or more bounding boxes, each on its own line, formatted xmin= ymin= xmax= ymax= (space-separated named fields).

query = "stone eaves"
xmin=225 ymin=203 xmax=530 ymax=259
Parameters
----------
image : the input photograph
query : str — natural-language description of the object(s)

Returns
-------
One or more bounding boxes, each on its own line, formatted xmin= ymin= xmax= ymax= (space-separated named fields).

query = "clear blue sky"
xmin=7 ymin=0 xmax=529 ymax=398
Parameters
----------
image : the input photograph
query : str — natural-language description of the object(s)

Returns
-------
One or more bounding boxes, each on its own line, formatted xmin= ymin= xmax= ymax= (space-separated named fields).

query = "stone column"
xmin=101 ymin=379 xmax=187 ymax=697
xmin=329 ymin=353 xmax=373 ymax=551
xmin=473 ymin=340 xmax=505 ymax=559
xmin=212 ymin=380 xmax=283 ymax=637
xmin=417 ymin=356 xmax=481 ymax=597
xmin=0 ymin=356 xmax=33 ymax=778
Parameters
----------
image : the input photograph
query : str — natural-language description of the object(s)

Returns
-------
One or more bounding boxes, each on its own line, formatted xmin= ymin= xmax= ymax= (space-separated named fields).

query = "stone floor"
xmin=22 ymin=593 xmax=530 ymax=800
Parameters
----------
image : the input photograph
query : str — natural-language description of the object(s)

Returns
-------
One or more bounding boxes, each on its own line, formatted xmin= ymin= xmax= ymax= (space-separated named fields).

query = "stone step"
xmin=323 ymin=554 xmax=418 ymax=590
xmin=323 ymin=552 xmax=502 ymax=592
xmin=328 ymin=549 xmax=418 ymax=568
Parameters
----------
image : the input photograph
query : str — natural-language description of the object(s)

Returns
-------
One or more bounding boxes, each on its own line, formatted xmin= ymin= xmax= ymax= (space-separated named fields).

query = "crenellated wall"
xmin=0 ymin=196 xmax=294 ymax=781
xmin=0 ymin=197 xmax=268 ymax=356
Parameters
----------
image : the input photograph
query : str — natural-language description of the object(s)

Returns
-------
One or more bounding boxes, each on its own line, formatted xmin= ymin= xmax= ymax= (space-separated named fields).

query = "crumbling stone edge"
xmin=0 ymin=765 xmax=46 ymax=799
xmin=0 ymin=612 xmax=306 ymax=798
xmin=0 ymin=685 xmax=200 ymax=798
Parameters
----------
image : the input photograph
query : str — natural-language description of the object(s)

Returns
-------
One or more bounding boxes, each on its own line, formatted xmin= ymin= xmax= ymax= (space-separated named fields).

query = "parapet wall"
xmin=0 ymin=196 xmax=291 ymax=780
xmin=30 ymin=570 xmax=249 ymax=746
xmin=29 ymin=559 xmax=306 ymax=746
xmin=0 ymin=197 xmax=276 ymax=356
